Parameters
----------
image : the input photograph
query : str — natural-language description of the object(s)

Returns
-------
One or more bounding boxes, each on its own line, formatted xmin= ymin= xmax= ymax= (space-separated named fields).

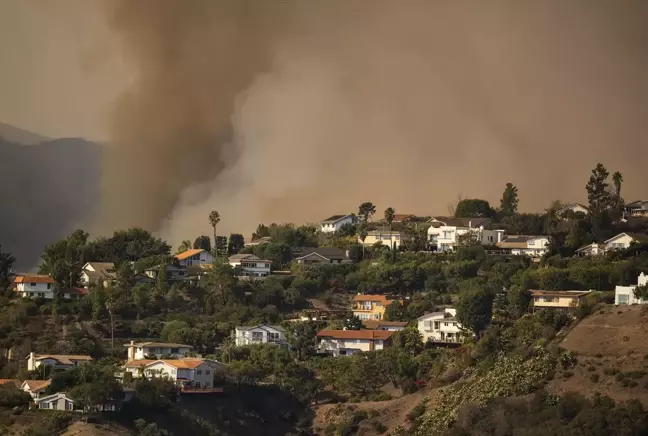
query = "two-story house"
xmin=360 ymin=231 xmax=402 ymax=249
xmin=320 ymin=214 xmax=358 ymax=233
xmin=228 ymin=254 xmax=272 ymax=278
xmin=175 ymin=249 xmax=214 ymax=267
xmin=352 ymin=294 xmax=400 ymax=321
xmin=79 ymin=262 xmax=117 ymax=288
xmin=234 ymin=324 xmax=287 ymax=347
xmin=530 ymin=290 xmax=591 ymax=312
xmin=615 ymin=273 xmax=648 ymax=305
xmin=417 ymin=308 xmax=465 ymax=344
xmin=13 ymin=275 xmax=55 ymax=299
xmin=123 ymin=359 xmax=225 ymax=390
xmin=604 ymin=232 xmax=648 ymax=251
xmin=142 ymin=265 xmax=190 ymax=282
xmin=427 ymin=218 xmax=505 ymax=252
xmin=26 ymin=352 xmax=92 ymax=372
xmin=496 ymin=235 xmax=550 ymax=258
xmin=625 ymin=200 xmax=648 ymax=218
xmin=125 ymin=341 xmax=193 ymax=360
xmin=294 ymin=248 xmax=350 ymax=265
xmin=316 ymin=329 xmax=393 ymax=357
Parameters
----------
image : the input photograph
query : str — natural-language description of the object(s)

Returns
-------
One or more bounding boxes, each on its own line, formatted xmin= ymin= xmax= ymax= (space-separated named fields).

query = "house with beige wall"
xmin=360 ymin=231 xmax=402 ymax=249
xmin=604 ymin=232 xmax=648 ymax=251
xmin=316 ymin=329 xmax=393 ymax=357
xmin=124 ymin=359 xmax=225 ymax=390
xmin=530 ymin=290 xmax=591 ymax=312
xmin=352 ymin=294 xmax=400 ymax=321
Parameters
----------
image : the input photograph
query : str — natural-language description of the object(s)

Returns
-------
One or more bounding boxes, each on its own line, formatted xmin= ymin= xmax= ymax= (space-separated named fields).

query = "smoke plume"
xmin=100 ymin=0 xmax=648 ymax=244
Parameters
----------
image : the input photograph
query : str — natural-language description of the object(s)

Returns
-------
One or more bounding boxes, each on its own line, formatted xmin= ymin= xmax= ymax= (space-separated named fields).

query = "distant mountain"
xmin=0 ymin=121 xmax=51 ymax=145
xmin=0 ymin=133 xmax=102 ymax=270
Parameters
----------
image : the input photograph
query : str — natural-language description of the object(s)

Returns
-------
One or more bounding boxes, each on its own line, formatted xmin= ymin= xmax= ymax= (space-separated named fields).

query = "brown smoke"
xmin=100 ymin=1 xmax=648 ymax=243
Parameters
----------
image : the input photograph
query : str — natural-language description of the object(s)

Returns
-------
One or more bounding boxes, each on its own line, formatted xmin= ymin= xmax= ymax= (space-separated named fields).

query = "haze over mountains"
xmin=0 ymin=122 xmax=101 ymax=270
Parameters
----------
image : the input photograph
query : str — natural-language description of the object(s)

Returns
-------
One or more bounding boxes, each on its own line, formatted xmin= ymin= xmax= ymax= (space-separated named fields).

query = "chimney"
xmin=128 ymin=341 xmax=135 ymax=361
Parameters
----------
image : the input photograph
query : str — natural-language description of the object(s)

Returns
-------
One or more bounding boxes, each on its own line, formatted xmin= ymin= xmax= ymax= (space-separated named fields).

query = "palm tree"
xmin=208 ymin=211 xmax=221 ymax=253
xmin=384 ymin=207 xmax=395 ymax=249
xmin=357 ymin=225 xmax=368 ymax=260
xmin=612 ymin=171 xmax=623 ymax=197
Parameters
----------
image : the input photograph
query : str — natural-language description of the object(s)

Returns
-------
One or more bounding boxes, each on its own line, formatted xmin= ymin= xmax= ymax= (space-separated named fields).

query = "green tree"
xmin=214 ymin=236 xmax=228 ymax=257
xmin=500 ymin=182 xmax=519 ymax=216
xmin=456 ymin=287 xmax=494 ymax=337
xmin=252 ymin=224 xmax=270 ymax=240
xmin=384 ymin=207 xmax=396 ymax=229
xmin=160 ymin=320 xmax=190 ymax=342
xmin=358 ymin=202 xmax=376 ymax=223
xmin=91 ymin=280 xmax=105 ymax=322
xmin=392 ymin=326 xmax=423 ymax=354
xmin=506 ymin=285 xmax=531 ymax=318
xmin=0 ymin=245 xmax=15 ymax=290
xmin=208 ymin=210 xmax=221 ymax=251
xmin=192 ymin=235 xmax=211 ymax=252
xmin=228 ymin=233 xmax=245 ymax=255
xmin=384 ymin=301 xmax=406 ymax=321
xmin=586 ymin=163 xmax=615 ymax=238
xmin=116 ymin=262 xmax=135 ymax=293
xmin=357 ymin=224 xmax=369 ymax=260
xmin=39 ymin=229 xmax=89 ymax=288
xmin=344 ymin=315 xmax=363 ymax=330
xmin=285 ymin=321 xmax=324 ymax=360
xmin=87 ymin=228 xmax=170 ymax=263
xmin=203 ymin=260 xmax=238 ymax=312
xmin=634 ymin=284 xmax=648 ymax=301
xmin=454 ymin=199 xmax=494 ymax=218
xmin=177 ymin=240 xmax=192 ymax=253
xmin=69 ymin=377 xmax=124 ymax=412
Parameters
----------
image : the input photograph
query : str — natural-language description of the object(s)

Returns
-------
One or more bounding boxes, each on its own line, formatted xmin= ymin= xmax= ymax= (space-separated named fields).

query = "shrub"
xmin=369 ymin=392 xmax=392 ymax=402
xmin=407 ymin=403 xmax=427 ymax=422
xmin=590 ymin=373 xmax=600 ymax=383
xmin=629 ymin=380 xmax=639 ymax=388
xmin=562 ymin=371 xmax=574 ymax=379
xmin=615 ymin=372 xmax=626 ymax=382
xmin=371 ymin=421 xmax=388 ymax=434
xmin=628 ymin=370 xmax=647 ymax=379
xmin=603 ymin=368 xmax=620 ymax=376
xmin=595 ymin=353 xmax=603 ymax=358
xmin=587 ymin=365 xmax=596 ymax=372
xmin=622 ymin=336 xmax=630 ymax=342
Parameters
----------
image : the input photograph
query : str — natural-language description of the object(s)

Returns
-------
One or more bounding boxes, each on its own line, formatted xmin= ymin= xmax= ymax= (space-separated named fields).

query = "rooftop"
xmin=175 ymin=249 xmax=207 ymax=261
xmin=321 ymin=214 xmax=353 ymax=223
xmin=125 ymin=341 xmax=192 ymax=349
xmin=14 ymin=274 xmax=55 ymax=284
xmin=353 ymin=294 xmax=396 ymax=304
xmin=316 ymin=329 xmax=394 ymax=340
xmin=362 ymin=320 xmax=408 ymax=329
xmin=30 ymin=354 xmax=92 ymax=365
xmin=295 ymin=247 xmax=348 ymax=260
xmin=22 ymin=379 xmax=52 ymax=392
xmin=124 ymin=359 xmax=210 ymax=370
xmin=530 ymin=290 xmax=591 ymax=297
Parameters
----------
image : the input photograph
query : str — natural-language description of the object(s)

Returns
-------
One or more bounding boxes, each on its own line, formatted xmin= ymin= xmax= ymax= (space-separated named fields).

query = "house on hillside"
xmin=625 ymin=200 xmax=648 ymax=218
xmin=320 ymin=214 xmax=358 ymax=233
xmin=556 ymin=203 xmax=589 ymax=218
xmin=245 ymin=236 xmax=272 ymax=247
xmin=125 ymin=341 xmax=192 ymax=360
xmin=175 ymin=249 xmax=214 ymax=267
xmin=142 ymin=264 xmax=190 ymax=282
xmin=80 ymin=262 xmax=117 ymax=288
xmin=530 ymin=290 xmax=591 ymax=312
xmin=13 ymin=274 xmax=55 ymax=299
xmin=427 ymin=218 xmax=505 ymax=252
xmin=26 ymin=352 xmax=92 ymax=372
xmin=615 ymin=273 xmax=648 ymax=305
xmin=417 ymin=308 xmax=465 ymax=344
xmin=360 ymin=230 xmax=403 ymax=249
xmin=604 ymin=232 xmax=648 ymax=251
xmin=123 ymin=359 xmax=225 ymax=390
xmin=233 ymin=324 xmax=287 ymax=347
xmin=36 ymin=392 xmax=76 ymax=411
xmin=352 ymin=294 xmax=401 ymax=321
xmin=496 ymin=235 xmax=550 ymax=258
xmin=361 ymin=320 xmax=408 ymax=331
xmin=294 ymin=247 xmax=350 ymax=265
xmin=228 ymin=254 xmax=272 ymax=278
xmin=21 ymin=380 xmax=51 ymax=399
xmin=575 ymin=243 xmax=607 ymax=257
xmin=317 ymin=330 xmax=393 ymax=357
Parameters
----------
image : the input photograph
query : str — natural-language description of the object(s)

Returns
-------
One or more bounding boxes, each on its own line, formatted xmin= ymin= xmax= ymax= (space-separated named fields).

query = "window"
xmin=206 ymin=369 xmax=211 ymax=375
xmin=452 ymin=323 xmax=457 ymax=327
xmin=47 ymin=284 xmax=51 ymax=289
xmin=66 ymin=401 xmax=73 ymax=410
xmin=444 ymin=322 xmax=449 ymax=327
xmin=373 ymin=313 xmax=380 ymax=320
xmin=618 ymin=294 xmax=629 ymax=304
xmin=52 ymin=401 xmax=58 ymax=410
xmin=171 ymin=348 xmax=179 ymax=353
xmin=39 ymin=293 xmax=44 ymax=298
xmin=356 ymin=339 xmax=362 ymax=344
xmin=434 ymin=321 xmax=440 ymax=329
xmin=30 ymin=283 xmax=36 ymax=286
xmin=443 ymin=231 xmax=452 ymax=239
xmin=197 ymin=370 xmax=202 ymax=375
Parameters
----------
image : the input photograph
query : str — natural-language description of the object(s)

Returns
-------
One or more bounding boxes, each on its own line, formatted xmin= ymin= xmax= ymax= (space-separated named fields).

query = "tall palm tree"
xmin=357 ymin=225 xmax=368 ymax=260
xmin=208 ymin=211 xmax=221 ymax=254
xmin=612 ymin=171 xmax=623 ymax=198
xmin=384 ymin=207 xmax=395 ymax=249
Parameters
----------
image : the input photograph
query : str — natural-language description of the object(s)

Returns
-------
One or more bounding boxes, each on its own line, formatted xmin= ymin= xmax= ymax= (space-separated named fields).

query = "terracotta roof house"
xmin=352 ymin=294 xmax=401 ymax=321
xmin=316 ymin=329 xmax=394 ymax=356
xmin=21 ymin=379 xmax=52 ymax=399
xmin=123 ymin=358 xmax=225 ymax=391
xmin=125 ymin=341 xmax=192 ymax=360
xmin=175 ymin=249 xmax=214 ymax=267
xmin=26 ymin=352 xmax=92 ymax=372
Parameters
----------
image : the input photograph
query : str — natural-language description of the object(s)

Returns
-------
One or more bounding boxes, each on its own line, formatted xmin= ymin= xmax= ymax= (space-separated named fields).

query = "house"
xmin=417 ymin=308 xmax=465 ymax=344
xmin=575 ymin=243 xmax=607 ymax=257
xmin=320 ymin=214 xmax=358 ymax=233
xmin=427 ymin=218 xmax=505 ymax=252
xmin=615 ymin=273 xmax=648 ymax=305
xmin=37 ymin=392 xmax=76 ymax=411
xmin=26 ymin=352 xmax=92 ymax=372
xmin=21 ymin=379 xmax=52 ymax=399
xmin=228 ymin=254 xmax=272 ymax=278
xmin=294 ymin=247 xmax=350 ymax=265
xmin=61 ymin=287 xmax=89 ymax=300
xmin=245 ymin=236 xmax=272 ymax=247
xmin=604 ymin=232 xmax=648 ymax=251
xmin=530 ymin=290 xmax=591 ymax=312
xmin=80 ymin=262 xmax=117 ymax=288
xmin=175 ymin=249 xmax=214 ymax=267
xmin=125 ymin=341 xmax=192 ymax=360
xmin=391 ymin=214 xmax=415 ymax=223
xmin=233 ymin=324 xmax=287 ymax=347
xmin=316 ymin=329 xmax=393 ymax=357
xmin=361 ymin=320 xmax=408 ymax=331
xmin=123 ymin=359 xmax=224 ymax=389
xmin=142 ymin=264 xmax=190 ymax=281
xmin=360 ymin=231 xmax=403 ymax=249
xmin=13 ymin=274 xmax=55 ymax=299
xmin=556 ymin=203 xmax=589 ymax=218
xmin=352 ymin=294 xmax=400 ymax=321
xmin=625 ymin=200 xmax=648 ymax=218
xmin=496 ymin=235 xmax=550 ymax=257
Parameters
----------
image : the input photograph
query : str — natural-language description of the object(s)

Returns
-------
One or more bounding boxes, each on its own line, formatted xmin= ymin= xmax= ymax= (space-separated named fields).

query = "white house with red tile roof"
xmin=316 ymin=329 xmax=394 ymax=357
xmin=123 ymin=359 xmax=225 ymax=389
xmin=175 ymin=249 xmax=214 ymax=267
xmin=13 ymin=274 xmax=55 ymax=299
xmin=125 ymin=340 xmax=192 ymax=360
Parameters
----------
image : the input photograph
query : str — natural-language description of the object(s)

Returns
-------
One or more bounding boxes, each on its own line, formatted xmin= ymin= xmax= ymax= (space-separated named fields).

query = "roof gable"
xmin=175 ymin=249 xmax=206 ymax=260
xmin=321 ymin=214 xmax=354 ymax=224
xmin=316 ymin=329 xmax=394 ymax=340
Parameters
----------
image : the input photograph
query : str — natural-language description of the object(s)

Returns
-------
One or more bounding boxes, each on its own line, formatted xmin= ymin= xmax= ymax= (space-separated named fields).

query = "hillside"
xmin=0 ymin=121 xmax=50 ymax=145
xmin=549 ymin=304 xmax=648 ymax=405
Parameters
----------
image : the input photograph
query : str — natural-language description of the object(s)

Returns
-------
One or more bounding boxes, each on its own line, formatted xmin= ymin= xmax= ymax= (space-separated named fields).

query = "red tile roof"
xmin=175 ymin=249 xmax=205 ymax=261
xmin=316 ymin=329 xmax=394 ymax=340
xmin=14 ymin=275 xmax=55 ymax=284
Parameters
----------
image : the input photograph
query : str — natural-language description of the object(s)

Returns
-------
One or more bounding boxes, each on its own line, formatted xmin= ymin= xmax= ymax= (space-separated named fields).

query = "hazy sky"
xmin=0 ymin=0 xmax=129 ymax=140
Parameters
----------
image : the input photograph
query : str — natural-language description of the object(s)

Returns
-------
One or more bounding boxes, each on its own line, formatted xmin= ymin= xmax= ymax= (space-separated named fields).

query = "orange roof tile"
xmin=125 ymin=359 xmax=207 ymax=370
xmin=353 ymin=294 xmax=391 ymax=303
xmin=175 ymin=249 xmax=205 ymax=261
xmin=316 ymin=329 xmax=394 ymax=340
xmin=14 ymin=275 xmax=55 ymax=284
